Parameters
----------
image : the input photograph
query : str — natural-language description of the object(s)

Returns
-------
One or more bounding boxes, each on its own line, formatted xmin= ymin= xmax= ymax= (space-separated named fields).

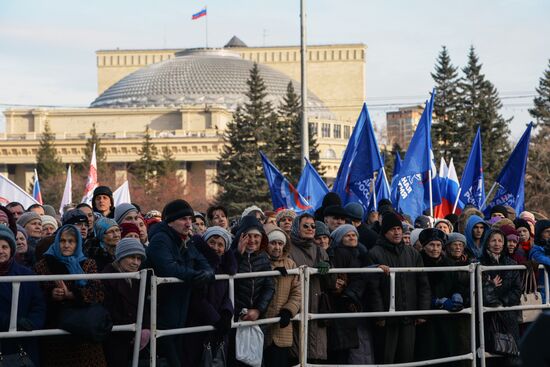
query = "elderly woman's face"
xmin=59 ymin=230 xmax=77 ymax=257
xmin=488 ymin=233 xmax=504 ymax=255
xmin=0 ymin=240 xmax=11 ymax=263
xmin=119 ymin=254 xmax=142 ymax=273
xmin=342 ymin=231 xmax=358 ymax=247
xmin=436 ymin=222 xmax=451 ymax=234
xmin=25 ymin=219 xmax=42 ymax=238
xmin=16 ymin=231 xmax=27 ymax=254
xmin=447 ymin=241 xmax=464 ymax=258
xmin=207 ymin=235 xmax=226 ymax=257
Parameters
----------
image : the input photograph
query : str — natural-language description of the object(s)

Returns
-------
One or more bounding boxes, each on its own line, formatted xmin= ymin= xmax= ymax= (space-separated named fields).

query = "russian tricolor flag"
xmin=192 ymin=8 xmax=207 ymax=20
xmin=434 ymin=158 xmax=461 ymax=218
xmin=32 ymin=169 xmax=43 ymax=205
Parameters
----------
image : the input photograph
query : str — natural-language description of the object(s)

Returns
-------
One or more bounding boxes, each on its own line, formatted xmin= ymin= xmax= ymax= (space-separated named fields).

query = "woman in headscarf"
xmin=34 ymin=224 xmax=107 ymax=367
xmin=0 ymin=226 xmax=45 ymax=366
xmin=86 ymin=217 xmax=121 ymax=271
xmin=182 ymin=226 xmax=236 ymax=366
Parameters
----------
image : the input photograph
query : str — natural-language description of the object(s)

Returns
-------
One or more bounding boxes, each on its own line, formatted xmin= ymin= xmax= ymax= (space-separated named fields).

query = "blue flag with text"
xmin=297 ymin=158 xmax=329 ymax=211
xmin=459 ymin=127 xmax=485 ymax=209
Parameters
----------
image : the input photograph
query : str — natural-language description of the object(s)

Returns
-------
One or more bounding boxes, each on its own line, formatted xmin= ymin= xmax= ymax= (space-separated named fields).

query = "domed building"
xmin=1 ymin=38 xmax=366 ymax=205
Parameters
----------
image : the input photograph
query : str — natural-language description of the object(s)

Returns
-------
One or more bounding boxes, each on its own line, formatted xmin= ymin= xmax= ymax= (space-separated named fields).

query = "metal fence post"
xmin=299 ymin=265 xmax=310 ymax=366
xmin=150 ymin=275 xmax=158 ymax=367
xmin=476 ymin=264 xmax=486 ymax=367
xmin=389 ymin=271 xmax=396 ymax=312
xmin=469 ymin=263 xmax=477 ymax=367
xmin=131 ymin=269 xmax=148 ymax=367
xmin=8 ymin=282 xmax=20 ymax=332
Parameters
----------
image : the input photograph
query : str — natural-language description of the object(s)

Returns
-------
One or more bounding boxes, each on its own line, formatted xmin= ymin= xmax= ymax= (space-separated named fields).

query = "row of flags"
xmin=261 ymin=89 xmax=534 ymax=220
xmin=1 ymin=144 xmax=131 ymax=214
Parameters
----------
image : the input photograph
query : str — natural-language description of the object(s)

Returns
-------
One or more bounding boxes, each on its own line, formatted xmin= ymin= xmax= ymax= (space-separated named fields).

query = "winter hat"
xmin=43 ymin=205 xmax=57 ymax=218
xmin=434 ymin=218 xmax=454 ymax=233
xmin=16 ymin=225 xmax=28 ymax=240
xmin=402 ymin=222 xmax=413 ymax=235
xmin=41 ymin=215 xmax=59 ymax=231
xmin=514 ymin=218 xmax=531 ymax=232
xmin=500 ymin=224 xmax=519 ymax=243
xmin=314 ymin=221 xmax=330 ymax=238
xmin=120 ymin=222 xmax=140 ymax=238
xmin=17 ymin=212 xmax=41 ymax=228
xmin=323 ymin=205 xmax=348 ymax=218
xmin=115 ymin=237 xmax=146 ymax=262
xmin=193 ymin=211 xmax=206 ymax=222
xmin=381 ymin=212 xmax=403 ymax=235
xmin=267 ymin=228 xmax=287 ymax=245
xmin=491 ymin=218 xmax=515 ymax=230
xmin=0 ymin=226 xmax=16 ymax=257
xmin=232 ymin=215 xmax=268 ymax=250
xmin=276 ymin=209 xmax=296 ymax=224
xmin=203 ymin=226 xmax=233 ymax=251
xmin=490 ymin=205 xmax=508 ymax=218
xmin=345 ymin=202 xmax=364 ymax=221
xmin=410 ymin=228 xmax=423 ymax=247
xmin=94 ymin=217 xmax=119 ymax=242
xmin=419 ymin=228 xmax=447 ymax=247
xmin=241 ymin=205 xmax=264 ymax=218
xmin=145 ymin=210 xmax=162 ymax=220
xmin=535 ymin=220 xmax=550 ymax=245
xmin=92 ymin=186 xmax=113 ymax=202
xmin=114 ymin=203 xmax=138 ymax=224
xmin=62 ymin=209 xmax=88 ymax=225
xmin=520 ymin=211 xmax=536 ymax=225
xmin=330 ymin=224 xmax=358 ymax=246
xmin=446 ymin=232 xmax=467 ymax=247
xmin=321 ymin=192 xmax=342 ymax=208
xmin=162 ymin=199 xmax=194 ymax=223
xmin=414 ymin=215 xmax=432 ymax=229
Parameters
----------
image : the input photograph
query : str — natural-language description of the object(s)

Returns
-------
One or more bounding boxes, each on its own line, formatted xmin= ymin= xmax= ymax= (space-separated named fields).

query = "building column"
xmin=175 ymin=161 xmax=188 ymax=194
xmin=14 ymin=165 xmax=35 ymax=194
xmin=112 ymin=163 xmax=128 ymax=187
xmin=204 ymin=161 xmax=218 ymax=202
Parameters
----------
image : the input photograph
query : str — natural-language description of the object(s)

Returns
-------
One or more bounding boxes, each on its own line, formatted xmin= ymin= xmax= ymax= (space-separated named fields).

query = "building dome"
xmin=90 ymin=48 xmax=333 ymax=119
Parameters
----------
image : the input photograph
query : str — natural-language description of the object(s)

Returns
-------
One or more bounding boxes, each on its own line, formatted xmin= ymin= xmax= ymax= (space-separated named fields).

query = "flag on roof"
xmin=192 ymin=8 xmax=207 ymax=20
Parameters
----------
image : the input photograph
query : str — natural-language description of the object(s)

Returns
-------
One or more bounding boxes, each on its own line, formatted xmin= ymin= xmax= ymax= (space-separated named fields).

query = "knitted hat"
xmin=276 ymin=209 xmax=296 ymax=224
xmin=514 ymin=218 xmax=530 ymax=231
xmin=446 ymin=232 xmax=467 ymax=247
xmin=414 ymin=215 xmax=432 ymax=229
xmin=500 ymin=224 xmax=519 ymax=243
xmin=267 ymin=228 xmax=287 ymax=245
xmin=434 ymin=218 xmax=454 ymax=233
xmin=345 ymin=202 xmax=364 ymax=221
xmin=419 ymin=228 xmax=447 ymax=247
xmin=202 ymin=226 xmax=233 ymax=251
xmin=114 ymin=203 xmax=138 ymax=224
xmin=120 ymin=222 xmax=140 ymax=238
xmin=314 ymin=221 xmax=330 ymax=238
xmin=16 ymin=225 xmax=27 ymax=240
xmin=162 ymin=199 xmax=194 ymax=223
xmin=16 ymin=212 xmax=41 ymax=228
xmin=330 ymin=224 xmax=358 ymax=246
xmin=43 ymin=205 xmax=57 ymax=218
xmin=410 ymin=228 xmax=423 ymax=247
xmin=520 ymin=211 xmax=536 ymax=226
xmin=94 ymin=217 xmax=119 ymax=241
xmin=62 ymin=209 xmax=88 ymax=225
xmin=0 ymin=226 xmax=16 ymax=257
xmin=193 ymin=211 xmax=206 ymax=222
xmin=41 ymin=215 xmax=59 ymax=230
xmin=115 ymin=237 xmax=146 ymax=262
xmin=241 ymin=205 xmax=264 ymax=218
xmin=323 ymin=205 xmax=348 ymax=218
xmin=490 ymin=205 xmax=508 ymax=218
xmin=381 ymin=212 xmax=403 ymax=235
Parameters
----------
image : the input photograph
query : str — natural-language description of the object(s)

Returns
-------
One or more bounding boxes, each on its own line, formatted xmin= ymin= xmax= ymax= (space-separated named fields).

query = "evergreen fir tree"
xmin=82 ymin=123 xmax=108 ymax=174
xmin=457 ymin=46 xmax=511 ymax=179
xmin=215 ymin=63 xmax=278 ymax=215
xmin=431 ymin=46 xmax=461 ymax=167
xmin=529 ymin=59 xmax=550 ymax=128
xmin=130 ymin=126 xmax=159 ymax=193
xmin=275 ymin=81 xmax=324 ymax=184
xmin=36 ymin=121 xmax=64 ymax=180
xmin=157 ymin=146 xmax=178 ymax=177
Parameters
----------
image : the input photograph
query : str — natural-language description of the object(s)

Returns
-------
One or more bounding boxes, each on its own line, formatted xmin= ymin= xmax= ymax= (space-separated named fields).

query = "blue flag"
xmin=390 ymin=151 xmax=402 ymax=208
xmin=297 ymin=158 xmax=329 ymax=211
xmin=396 ymin=91 xmax=441 ymax=220
xmin=485 ymin=123 xmax=533 ymax=214
xmin=332 ymin=104 xmax=368 ymax=205
xmin=260 ymin=151 xmax=312 ymax=213
xmin=368 ymin=167 xmax=392 ymax=212
xmin=459 ymin=127 xmax=485 ymax=209
xmin=347 ymin=103 xmax=384 ymax=213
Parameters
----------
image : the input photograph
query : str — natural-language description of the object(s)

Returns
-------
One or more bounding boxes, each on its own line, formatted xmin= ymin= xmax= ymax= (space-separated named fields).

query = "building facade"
xmin=386 ymin=105 xmax=423 ymax=149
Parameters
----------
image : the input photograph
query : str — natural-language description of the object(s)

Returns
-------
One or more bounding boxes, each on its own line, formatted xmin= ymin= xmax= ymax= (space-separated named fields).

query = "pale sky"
xmin=1 ymin=0 xmax=549 ymax=140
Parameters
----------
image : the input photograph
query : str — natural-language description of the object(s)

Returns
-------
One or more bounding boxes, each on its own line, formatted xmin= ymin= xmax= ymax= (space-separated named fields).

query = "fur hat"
xmin=276 ymin=209 xmax=296 ymax=223
xmin=419 ymin=228 xmax=447 ymax=247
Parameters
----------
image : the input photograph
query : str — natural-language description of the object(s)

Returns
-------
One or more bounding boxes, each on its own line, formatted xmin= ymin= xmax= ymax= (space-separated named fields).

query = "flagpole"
xmin=300 ymin=0 xmax=309 ymax=170
xmin=452 ymin=187 xmax=462 ymax=214
xmin=481 ymin=182 xmax=498 ymax=210
xmin=381 ymin=167 xmax=391 ymax=194
xmin=205 ymin=6 xmax=208 ymax=48
xmin=429 ymin=170 xmax=433 ymax=217
xmin=372 ymin=173 xmax=378 ymax=211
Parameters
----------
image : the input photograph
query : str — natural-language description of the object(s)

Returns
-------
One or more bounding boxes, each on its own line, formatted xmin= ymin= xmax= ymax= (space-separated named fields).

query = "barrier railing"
xmin=0 ymin=269 xmax=148 ymax=367
xmin=476 ymin=264 xmax=550 ymax=367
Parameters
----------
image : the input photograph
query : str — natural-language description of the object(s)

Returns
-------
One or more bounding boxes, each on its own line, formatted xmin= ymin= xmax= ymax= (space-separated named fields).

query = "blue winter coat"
xmin=0 ymin=261 xmax=46 ymax=366
xmin=146 ymin=221 xmax=212 ymax=330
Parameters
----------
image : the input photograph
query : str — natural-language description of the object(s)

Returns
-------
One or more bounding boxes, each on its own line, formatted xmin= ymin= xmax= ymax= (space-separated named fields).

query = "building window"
xmin=309 ymin=123 xmax=318 ymax=136
xmin=344 ymin=125 xmax=351 ymax=139
xmin=321 ymin=123 xmax=331 ymax=138
xmin=324 ymin=149 xmax=337 ymax=159
xmin=333 ymin=124 xmax=341 ymax=139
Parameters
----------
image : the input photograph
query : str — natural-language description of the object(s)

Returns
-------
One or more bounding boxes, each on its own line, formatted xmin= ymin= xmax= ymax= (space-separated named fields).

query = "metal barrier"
xmin=0 ymin=269 xmax=148 ymax=367
xmin=476 ymin=264 xmax=550 ymax=367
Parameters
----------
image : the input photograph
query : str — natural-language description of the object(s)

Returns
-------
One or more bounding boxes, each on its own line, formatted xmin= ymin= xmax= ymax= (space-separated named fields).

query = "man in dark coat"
xmin=367 ymin=212 xmax=431 ymax=364
xmin=146 ymin=199 xmax=214 ymax=366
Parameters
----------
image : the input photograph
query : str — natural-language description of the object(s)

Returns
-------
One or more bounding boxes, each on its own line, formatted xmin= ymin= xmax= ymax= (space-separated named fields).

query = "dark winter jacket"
xmin=87 ymin=239 xmax=115 ymax=272
xmin=145 ymin=221 xmax=212 ymax=330
xmin=356 ymin=223 xmax=379 ymax=250
xmin=234 ymin=249 xmax=275 ymax=316
xmin=366 ymin=236 xmax=431 ymax=320
xmin=0 ymin=261 xmax=46 ymax=366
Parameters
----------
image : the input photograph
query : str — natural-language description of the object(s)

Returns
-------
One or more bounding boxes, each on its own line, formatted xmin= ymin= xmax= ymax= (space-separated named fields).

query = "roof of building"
xmin=224 ymin=35 xmax=247 ymax=48
xmin=90 ymin=48 xmax=333 ymax=118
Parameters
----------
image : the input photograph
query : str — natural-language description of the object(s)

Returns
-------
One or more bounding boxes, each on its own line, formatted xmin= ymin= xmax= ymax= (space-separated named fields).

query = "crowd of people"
xmin=0 ymin=185 xmax=548 ymax=367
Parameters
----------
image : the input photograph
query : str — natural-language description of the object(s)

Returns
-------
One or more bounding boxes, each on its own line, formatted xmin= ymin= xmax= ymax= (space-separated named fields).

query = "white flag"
xmin=113 ymin=181 xmax=131 ymax=206
xmin=81 ymin=144 xmax=98 ymax=204
xmin=0 ymin=174 xmax=38 ymax=208
xmin=59 ymin=166 xmax=72 ymax=214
